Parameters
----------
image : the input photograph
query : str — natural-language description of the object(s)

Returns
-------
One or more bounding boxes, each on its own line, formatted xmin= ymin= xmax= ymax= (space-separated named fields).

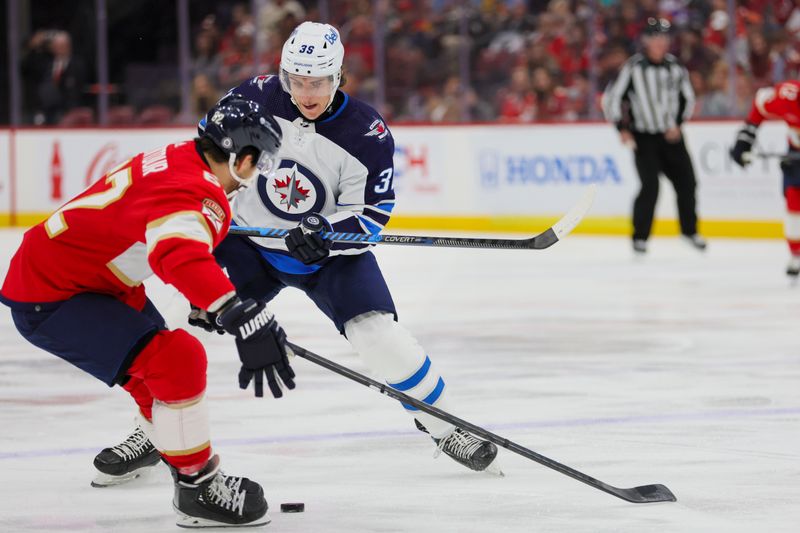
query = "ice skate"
xmin=92 ymin=425 xmax=161 ymax=487
xmin=416 ymin=420 xmax=503 ymax=476
xmin=787 ymin=255 xmax=800 ymax=278
xmin=682 ymin=234 xmax=707 ymax=252
xmin=632 ymin=239 xmax=647 ymax=254
xmin=171 ymin=455 xmax=270 ymax=529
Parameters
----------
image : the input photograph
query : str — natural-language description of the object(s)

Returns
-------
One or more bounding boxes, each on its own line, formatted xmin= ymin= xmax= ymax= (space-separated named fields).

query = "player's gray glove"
xmin=216 ymin=297 xmax=296 ymax=398
xmin=730 ymin=123 xmax=757 ymax=167
xmin=188 ymin=304 xmax=225 ymax=335
xmin=285 ymin=213 xmax=333 ymax=265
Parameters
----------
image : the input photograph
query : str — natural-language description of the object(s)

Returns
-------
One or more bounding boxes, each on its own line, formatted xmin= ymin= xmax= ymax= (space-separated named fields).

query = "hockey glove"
xmin=285 ymin=212 xmax=333 ymax=265
xmin=188 ymin=305 xmax=225 ymax=335
xmin=730 ymin=123 xmax=758 ymax=167
xmin=217 ymin=297 xmax=296 ymax=398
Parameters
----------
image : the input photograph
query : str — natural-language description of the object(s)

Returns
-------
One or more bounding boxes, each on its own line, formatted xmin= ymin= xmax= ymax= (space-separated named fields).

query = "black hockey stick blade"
xmin=626 ymin=484 xmax=677 ymax=503
xmin=229 ymin=185 xmax=596 ymax=250
xmin=286 ymin=341 xmax=676 ymax=504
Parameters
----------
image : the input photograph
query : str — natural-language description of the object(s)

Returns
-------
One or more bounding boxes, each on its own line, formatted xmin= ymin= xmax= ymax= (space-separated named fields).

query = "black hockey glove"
xmin=780 ymin=156 xmax=800 ymax=178
xmin=217 ymin=297 xmax=296 ymax=398
xmin=285 ymin=212 xmax=333 ymax=265
xmin=730 ymin=123 xmax=758 ymax=167
xmin=188 ymin=304 xmax=225 ymax=335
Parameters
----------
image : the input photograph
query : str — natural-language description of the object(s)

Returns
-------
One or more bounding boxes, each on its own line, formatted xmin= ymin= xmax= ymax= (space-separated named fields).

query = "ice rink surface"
xmin=0 ymin=228 xmax=798 ymax=532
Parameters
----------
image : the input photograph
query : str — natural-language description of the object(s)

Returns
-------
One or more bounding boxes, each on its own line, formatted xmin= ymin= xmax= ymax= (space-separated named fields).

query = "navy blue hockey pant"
xmin=214 ymin=235 xmax=397 ymax=333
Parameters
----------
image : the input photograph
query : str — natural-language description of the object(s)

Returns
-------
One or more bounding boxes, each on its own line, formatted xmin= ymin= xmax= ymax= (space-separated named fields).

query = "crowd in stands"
xmin=17 ymin=0 xmax=800 ymax=125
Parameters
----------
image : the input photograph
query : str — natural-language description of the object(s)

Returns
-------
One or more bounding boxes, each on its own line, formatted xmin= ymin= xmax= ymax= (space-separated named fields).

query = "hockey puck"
xmin=280 ymin=502 xmax=305 ymax=513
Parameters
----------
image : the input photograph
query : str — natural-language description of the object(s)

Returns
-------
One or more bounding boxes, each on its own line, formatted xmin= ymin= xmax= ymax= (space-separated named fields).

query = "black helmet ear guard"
xmin=202 ymin=97 xmax=282 ymax=182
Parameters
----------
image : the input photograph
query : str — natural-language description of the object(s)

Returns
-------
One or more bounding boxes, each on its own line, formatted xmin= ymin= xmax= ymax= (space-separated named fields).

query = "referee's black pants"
xmin=631 ymin=132 xmax=698 ymax=241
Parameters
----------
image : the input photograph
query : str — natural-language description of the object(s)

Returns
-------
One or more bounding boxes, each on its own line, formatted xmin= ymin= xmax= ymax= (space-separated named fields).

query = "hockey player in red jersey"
xmin=730 ymin=80 xmax=800 ymax=277
xmin=0 ymin=98 xmax=291 ymax=528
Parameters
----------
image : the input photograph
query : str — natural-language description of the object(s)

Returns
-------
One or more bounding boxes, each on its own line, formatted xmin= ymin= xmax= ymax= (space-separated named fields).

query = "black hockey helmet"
xmin=201 ymin=96 xmax=282 ymax=184
xmin=643 ymin=17 xmax=671 ymax=36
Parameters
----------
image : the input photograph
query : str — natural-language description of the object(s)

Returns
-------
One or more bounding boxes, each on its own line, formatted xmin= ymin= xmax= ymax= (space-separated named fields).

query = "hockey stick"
xmin=753 ymin=152 xmax=800 ymax=162
xmin=229 ymin=185 xmax=596 ymax=250
xmin=287 ymin=341 xmax=676 ymax=504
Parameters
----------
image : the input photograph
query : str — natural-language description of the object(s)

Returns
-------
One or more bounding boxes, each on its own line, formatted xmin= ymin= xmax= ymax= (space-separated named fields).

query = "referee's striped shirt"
xmin=602 ymin=53 xmax=695 ymax=134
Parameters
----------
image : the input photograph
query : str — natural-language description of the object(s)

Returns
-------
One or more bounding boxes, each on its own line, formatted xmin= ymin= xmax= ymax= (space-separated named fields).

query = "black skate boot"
xmin=92 ymin=425 xmax=161 ymax=487
xmin=787 ymin=255 xmax=800 ymax=278
xmin=415 ymin=419 xmax=502 ymax=475
xmin=171 ymin=454 xmax=269 ymax=528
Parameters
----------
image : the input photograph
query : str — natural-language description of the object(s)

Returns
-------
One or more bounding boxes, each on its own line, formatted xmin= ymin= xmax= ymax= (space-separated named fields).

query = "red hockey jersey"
xmin=747 ymin=80 xmax=800 ymax=148
xmin=1 ymin=141 xmax=235 ymax=312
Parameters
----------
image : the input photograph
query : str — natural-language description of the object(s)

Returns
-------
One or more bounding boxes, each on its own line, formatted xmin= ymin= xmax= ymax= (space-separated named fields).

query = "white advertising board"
xmin=392 ymin=124 xmax=638 ymax=217
xmin=393 ymin=121 xmax=788 ymax=221
xmin=13 ymin=128 xmax=194 ymax=214
xmin=684 ymin=121 xmax=786 ymax=220
xmin=1 ymin=122 xmax=789 ymax=229
xmin=0 ymin=131 xmax=10 ymax=219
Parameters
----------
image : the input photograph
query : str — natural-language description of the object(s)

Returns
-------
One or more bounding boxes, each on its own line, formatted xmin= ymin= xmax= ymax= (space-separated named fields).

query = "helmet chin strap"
xmin=226 ymin=153 xmax=252 ymax=199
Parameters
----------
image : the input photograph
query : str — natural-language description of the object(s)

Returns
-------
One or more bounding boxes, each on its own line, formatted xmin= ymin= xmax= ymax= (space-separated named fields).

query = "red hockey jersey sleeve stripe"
xmin=146 ymin=211 xmax=215 ymax=254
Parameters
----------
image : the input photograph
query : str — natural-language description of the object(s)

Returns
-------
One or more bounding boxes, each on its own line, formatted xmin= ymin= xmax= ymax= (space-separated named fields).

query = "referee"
xmin=602 ymin=17 xmax=706 ymax=254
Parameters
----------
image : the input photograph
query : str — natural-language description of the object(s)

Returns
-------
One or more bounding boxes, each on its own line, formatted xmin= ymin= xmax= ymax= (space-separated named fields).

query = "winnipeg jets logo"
xmin=273 ymin=168 xmax=310 ymax=210
xmin=259 ymin=160 xmax=326 ymax=221
xmin=324 ymin=29 xmax=338 ymax=45
xmin=365 ymin=119 xmax=388 ymax=140
xmin=253 ymin=74 xmax=270 ymax=91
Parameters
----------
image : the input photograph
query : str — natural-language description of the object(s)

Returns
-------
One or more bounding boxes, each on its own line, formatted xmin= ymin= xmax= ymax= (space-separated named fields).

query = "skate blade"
xmin=482 ymin=457 xmax=505 ymax=477
xmin=90 ymin=463 xmax=159 ymax=488
xmin=175 ymin=510 xmax=271 ymax=529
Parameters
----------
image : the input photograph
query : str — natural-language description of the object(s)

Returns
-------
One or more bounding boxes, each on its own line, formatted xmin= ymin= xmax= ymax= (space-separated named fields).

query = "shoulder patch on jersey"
xmin=365 ymin=118 xmax=389 ymax=140
xmin=202 ymin=198 xmax=226 ymax=233
xmin=252 ymin=74 xmax=273 ymax=91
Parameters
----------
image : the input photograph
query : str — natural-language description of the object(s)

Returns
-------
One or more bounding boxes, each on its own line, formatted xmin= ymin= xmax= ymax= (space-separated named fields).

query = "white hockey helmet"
xmin=279 ymin=22 xmax=344 ymax=104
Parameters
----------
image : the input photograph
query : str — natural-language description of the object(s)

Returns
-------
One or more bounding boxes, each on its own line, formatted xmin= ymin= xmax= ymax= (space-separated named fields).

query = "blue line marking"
xmin=2 ymin=406 xmax=799 ymax=461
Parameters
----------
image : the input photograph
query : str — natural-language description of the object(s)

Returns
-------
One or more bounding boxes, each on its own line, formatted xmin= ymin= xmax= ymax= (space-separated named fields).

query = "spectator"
xmin=747 ymin=31 xmax=773 ymax=87
xmin=697 ymin=60 xmax=734 ymax=117
xmin=219 ymin=2 xmax=254 ymax=54
xmin=192 ymin=30 xmax=222 ymax=87
xmin=21 ymin=30 xmax=87 ymax=125
xmin=257 ymin=0 xmax=306 ymax=44
xmin=531 ymin=66 xmax=568 ymax=121
xmin=191 ymin=73 xmax=221 ymax=118
xmin=16 ymin=0 xmax=800 ymax=125
xmin=219 ymin=22 xmax=260 ymax=88
xmin=428 ymin=76 xmax=464 ymax=122
xmin=497 ymin=66 xmax=536 ymax=122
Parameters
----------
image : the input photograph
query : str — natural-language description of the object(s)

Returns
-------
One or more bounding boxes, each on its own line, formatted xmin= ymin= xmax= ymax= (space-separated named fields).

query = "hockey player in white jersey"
xmin=93 ymin=21 xmax=500 ymax=487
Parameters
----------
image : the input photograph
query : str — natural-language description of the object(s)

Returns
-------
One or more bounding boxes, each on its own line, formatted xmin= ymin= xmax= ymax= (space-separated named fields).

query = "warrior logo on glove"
xmin=217 ymin=297 xmax=296 ymax=398
xmin=238 ymin=307 xmax=274 ymax=340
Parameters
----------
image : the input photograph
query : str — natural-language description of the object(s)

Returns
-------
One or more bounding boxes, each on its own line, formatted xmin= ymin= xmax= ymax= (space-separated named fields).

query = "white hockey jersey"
xmin=201 ymin=75 xmax=396 ymax=274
